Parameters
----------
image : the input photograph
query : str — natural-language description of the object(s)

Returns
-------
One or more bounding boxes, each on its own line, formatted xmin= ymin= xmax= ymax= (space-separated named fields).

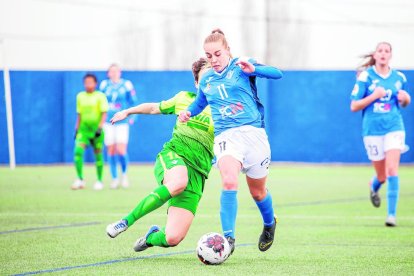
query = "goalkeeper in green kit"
xmin=106 ymin=58 xmax=214 ymax=251
xmin=72 ymin=73 xmax=109 ymax=191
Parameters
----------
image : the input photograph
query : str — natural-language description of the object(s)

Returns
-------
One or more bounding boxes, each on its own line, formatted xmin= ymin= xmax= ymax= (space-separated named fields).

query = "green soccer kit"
xmin=154 ymin=91 xmax=214 ymax=214
xmin=74 ymin=91 xmax=109 ymax=181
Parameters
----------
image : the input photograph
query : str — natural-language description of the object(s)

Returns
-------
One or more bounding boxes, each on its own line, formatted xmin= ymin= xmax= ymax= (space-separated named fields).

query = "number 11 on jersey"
xmin=217 ymin=84 xmax=229 ymax=100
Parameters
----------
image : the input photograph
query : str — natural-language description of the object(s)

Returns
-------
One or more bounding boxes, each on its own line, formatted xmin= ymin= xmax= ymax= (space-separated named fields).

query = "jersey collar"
xmin=372 ymin=66 xmax=392 ymax=79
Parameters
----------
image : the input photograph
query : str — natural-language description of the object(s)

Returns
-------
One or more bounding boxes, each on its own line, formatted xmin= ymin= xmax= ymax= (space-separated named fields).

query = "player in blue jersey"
xmin=179 ymin=29 xmax=283 ymax=253
xmin=100 ymin=64 xmax=138 ymax=189
xmin=350 ymin=42 xmax=411 ymax=227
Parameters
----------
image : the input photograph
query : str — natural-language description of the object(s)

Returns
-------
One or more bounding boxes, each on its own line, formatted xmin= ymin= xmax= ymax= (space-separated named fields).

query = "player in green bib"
xmin=72 ymin=74 xmax=109 ymax=190
xmin=106 ymin=58 xmax=214 ymax=251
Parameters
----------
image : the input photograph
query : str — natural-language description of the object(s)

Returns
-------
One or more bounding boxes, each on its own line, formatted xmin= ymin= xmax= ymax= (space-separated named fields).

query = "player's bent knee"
xmin=221 ymin=175 xmax=238 ymax=190
xmin=165 ymin=233 xmax=183 ymax=246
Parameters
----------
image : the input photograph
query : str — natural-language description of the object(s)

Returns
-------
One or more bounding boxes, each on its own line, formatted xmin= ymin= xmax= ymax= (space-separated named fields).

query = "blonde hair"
xmin=204 ymin=28 xmax=232 ymax=58
xmin=358 ymin=42 xmax=392 ymax=71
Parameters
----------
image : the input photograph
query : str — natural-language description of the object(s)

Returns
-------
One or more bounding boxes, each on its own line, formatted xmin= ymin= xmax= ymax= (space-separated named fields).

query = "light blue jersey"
xmin=99 ymin=78 xmax=138 ymax=123
xmin=188 ymin=58 xmax=283 ymax=135
xmin=351 ymin=66 xmax=407 ymax=136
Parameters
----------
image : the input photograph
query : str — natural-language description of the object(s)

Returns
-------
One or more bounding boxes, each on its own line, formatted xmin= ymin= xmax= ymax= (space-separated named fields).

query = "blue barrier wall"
xmin=0 ymin=70 xmax=413 ymax=164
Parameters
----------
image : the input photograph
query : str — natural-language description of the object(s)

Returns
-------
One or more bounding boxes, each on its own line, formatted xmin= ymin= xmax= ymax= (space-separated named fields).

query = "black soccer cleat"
xmin=226 ymin=236 xmax=235 ymax=255
xmin=370 ymin=190 xmax=381 ymax=208
xmin=258 ymin=216 xmax=277 ymax=252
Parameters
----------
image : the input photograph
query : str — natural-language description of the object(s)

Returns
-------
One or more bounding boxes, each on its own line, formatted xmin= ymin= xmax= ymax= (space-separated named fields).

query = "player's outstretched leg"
xmin=106 ymin=185 xmax=171 ymax=238
xmin=72 ymin=144 xmax=85 ymax=190
xmin=369 ymin=176 xmax=384 ymax=208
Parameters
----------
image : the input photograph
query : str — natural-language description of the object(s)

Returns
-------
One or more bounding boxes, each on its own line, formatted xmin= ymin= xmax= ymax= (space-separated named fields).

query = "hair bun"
xmin=211 ymin=28 xmax=225 ymax=36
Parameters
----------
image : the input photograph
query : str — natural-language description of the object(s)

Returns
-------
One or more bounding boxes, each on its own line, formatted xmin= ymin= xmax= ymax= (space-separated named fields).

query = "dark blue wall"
xmin=0 ymin=70 xmax=413 ymax=164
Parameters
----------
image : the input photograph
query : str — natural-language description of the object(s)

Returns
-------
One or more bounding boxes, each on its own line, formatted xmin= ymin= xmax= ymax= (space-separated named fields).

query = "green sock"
xmin=95 ymin=152 xmax=104 ymax=182
xmin=146 ymin=227 xmax=170 ymax=247
xmin=74 ymin=145 xmax=85 ymax=180
xmin=123 ymin=185 xmax=172 ymax=226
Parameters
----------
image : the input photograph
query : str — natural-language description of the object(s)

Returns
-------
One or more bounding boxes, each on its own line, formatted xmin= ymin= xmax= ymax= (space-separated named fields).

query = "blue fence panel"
xmin=0 ymin=70 xmax=412 ymax=164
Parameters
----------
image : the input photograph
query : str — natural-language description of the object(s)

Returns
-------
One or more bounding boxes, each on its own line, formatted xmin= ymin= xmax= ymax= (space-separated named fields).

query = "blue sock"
xmin=387 ymin=176 xmax=399 ymax=217
xmin=255 ymin=191 xmax=275 ymax=227
xmin=371 ymin=176 xmax=384 ymax=193
xmin=118 ymin=154 xmax=128 ymax=174
xmin=108 ymin=155 xmax=118 ymax=179
xmin=220 ymin=190 xmax=238 ymax=239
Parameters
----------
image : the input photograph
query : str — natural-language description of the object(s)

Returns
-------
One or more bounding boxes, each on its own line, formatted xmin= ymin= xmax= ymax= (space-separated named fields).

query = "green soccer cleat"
xmin=258 ymin=216 xmax=277 ymax=252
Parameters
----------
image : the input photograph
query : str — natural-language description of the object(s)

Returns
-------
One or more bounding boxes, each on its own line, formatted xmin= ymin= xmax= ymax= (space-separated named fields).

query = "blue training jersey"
xmin=99 ymin=78 xmax=138 ymax=123
xmin=350 ymin=66 xmax=407 ymax=136
xmin=188 ymin=58 xmax=283 ymax=135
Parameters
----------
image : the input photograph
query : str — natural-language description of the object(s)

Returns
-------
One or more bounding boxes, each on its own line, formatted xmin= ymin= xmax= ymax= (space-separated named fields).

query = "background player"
xmin=179 ymin=29 xmax=283 ymax=253
xmin=72 ymin=73 xmax=109 ymax=190
xmin=100 ymin=64 xmax=138 ymax=189
xmin=106 ymin=58 xmax=214 ymax=252
xmin=350 ymin=42 xmax=411 ymax=227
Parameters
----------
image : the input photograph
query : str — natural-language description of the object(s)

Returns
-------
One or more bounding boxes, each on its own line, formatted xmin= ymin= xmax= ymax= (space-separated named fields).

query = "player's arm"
xmin=236 ymin=58 xmax=283 ymax=79
xmin=110 ymin=103 xmax=161 ymax=124
xmin=397 ymin=77 xmax=411 ymax=107
xmin=350 ymin=87 xmax=387 ymax=112
xmin=179 ymin=90 xmax=208 ymax=122
xmin=74 ymin=113 xmax=80 ymax=139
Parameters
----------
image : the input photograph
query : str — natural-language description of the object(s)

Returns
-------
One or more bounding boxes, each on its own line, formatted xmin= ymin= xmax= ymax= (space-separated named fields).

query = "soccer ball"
xmin=196 ymin=232 xmax=231 ymax=265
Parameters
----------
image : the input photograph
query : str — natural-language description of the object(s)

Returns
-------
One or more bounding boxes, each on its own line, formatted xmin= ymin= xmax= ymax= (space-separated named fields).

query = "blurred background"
xmin=0 ymin=0 xmax=413 ymax=165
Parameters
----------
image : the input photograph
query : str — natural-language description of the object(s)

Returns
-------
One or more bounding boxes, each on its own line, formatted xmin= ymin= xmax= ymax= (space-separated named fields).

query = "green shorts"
xmin=154 ymin=148 xmax=205 ymax=215
xmin=75 ymin=126 xmax=104 ymax=150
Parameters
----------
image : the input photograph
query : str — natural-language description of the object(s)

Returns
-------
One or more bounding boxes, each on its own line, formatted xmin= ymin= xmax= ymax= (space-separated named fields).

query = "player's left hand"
xmin=236 ymin=60 xmax=255 ymax=73
xmin=111 ymin=110 xmax=128 ymax=124
xmin=397 ymin=90 xmax=410 ymax=106
xmin=95 ymin=128 xmax=102 ymax=138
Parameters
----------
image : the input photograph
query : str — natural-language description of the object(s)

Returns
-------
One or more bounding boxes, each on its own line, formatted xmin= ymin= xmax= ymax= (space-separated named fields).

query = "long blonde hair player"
xmin=179 ymin=29 xmax=283 ymax=254
xmin=350 ymin=42 xmax=411 ymax=227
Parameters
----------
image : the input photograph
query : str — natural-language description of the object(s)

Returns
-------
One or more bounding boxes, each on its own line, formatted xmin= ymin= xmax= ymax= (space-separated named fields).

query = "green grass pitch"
xmin=1 ymin=165 xmax=413 ymax=275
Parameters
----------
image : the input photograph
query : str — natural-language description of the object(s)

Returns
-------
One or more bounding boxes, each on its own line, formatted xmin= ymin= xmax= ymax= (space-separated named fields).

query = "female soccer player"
xmin=179 ymin=29 xmax=283 ymax=253
xmin=100 ymin=64 xmax=138 ymax=189
xmin=351 ymin=42 xmax=411 ymax=227
xmin=72 ymin=73 xmax=109 ymax=190
xmin=106 ymin=58 xmax=214 ymax=251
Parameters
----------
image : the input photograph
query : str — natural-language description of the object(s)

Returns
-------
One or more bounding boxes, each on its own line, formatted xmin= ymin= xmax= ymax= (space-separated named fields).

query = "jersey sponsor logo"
xmin=219 ymin=102 xmax=245 ymax=119
xmin=373 ymin=102 xmax=391 ymax=113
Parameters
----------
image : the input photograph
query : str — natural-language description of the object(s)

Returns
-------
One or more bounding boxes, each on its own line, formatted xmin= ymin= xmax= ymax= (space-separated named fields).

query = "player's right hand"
xmin=178 ymin=111 xmax=191 ymax=123
xmin=110 ymin=111 xmax=128 ymax=125
xmin=372 ymin=87 xmax=387 ymax=99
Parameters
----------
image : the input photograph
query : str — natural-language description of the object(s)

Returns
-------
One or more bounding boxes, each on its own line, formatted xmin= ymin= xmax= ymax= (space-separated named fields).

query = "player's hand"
xmin=397 ymin=90 xmax=410 ymax=105
xmin=95 ymin=128 xmax=102 ymax=138
xmin=236 ymin=59 xmax=255 ymax=73
xmin=110 ymin=111 xmax=128 ymax=124
xmin=178 ymin=111 xmax=191 ymax=123
xmin=372 ymin=87 xmax=387 ymax=99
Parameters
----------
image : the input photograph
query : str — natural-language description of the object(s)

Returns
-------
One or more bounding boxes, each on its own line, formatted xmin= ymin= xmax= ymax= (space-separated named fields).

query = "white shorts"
xmin=213 ymin=125 xmax=271 ymax=179
xmin=103 ymin=123 xmax=129 ymax=145
xmin=363 ymin=131 xmax=405 ymax=161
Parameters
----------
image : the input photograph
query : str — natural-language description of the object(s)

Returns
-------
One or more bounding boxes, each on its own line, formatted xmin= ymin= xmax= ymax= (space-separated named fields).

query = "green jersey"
xmin=77 ymin=91 xmax=109 ymax=129
xmin=159 ymin=91 xmax=214 ymax=177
